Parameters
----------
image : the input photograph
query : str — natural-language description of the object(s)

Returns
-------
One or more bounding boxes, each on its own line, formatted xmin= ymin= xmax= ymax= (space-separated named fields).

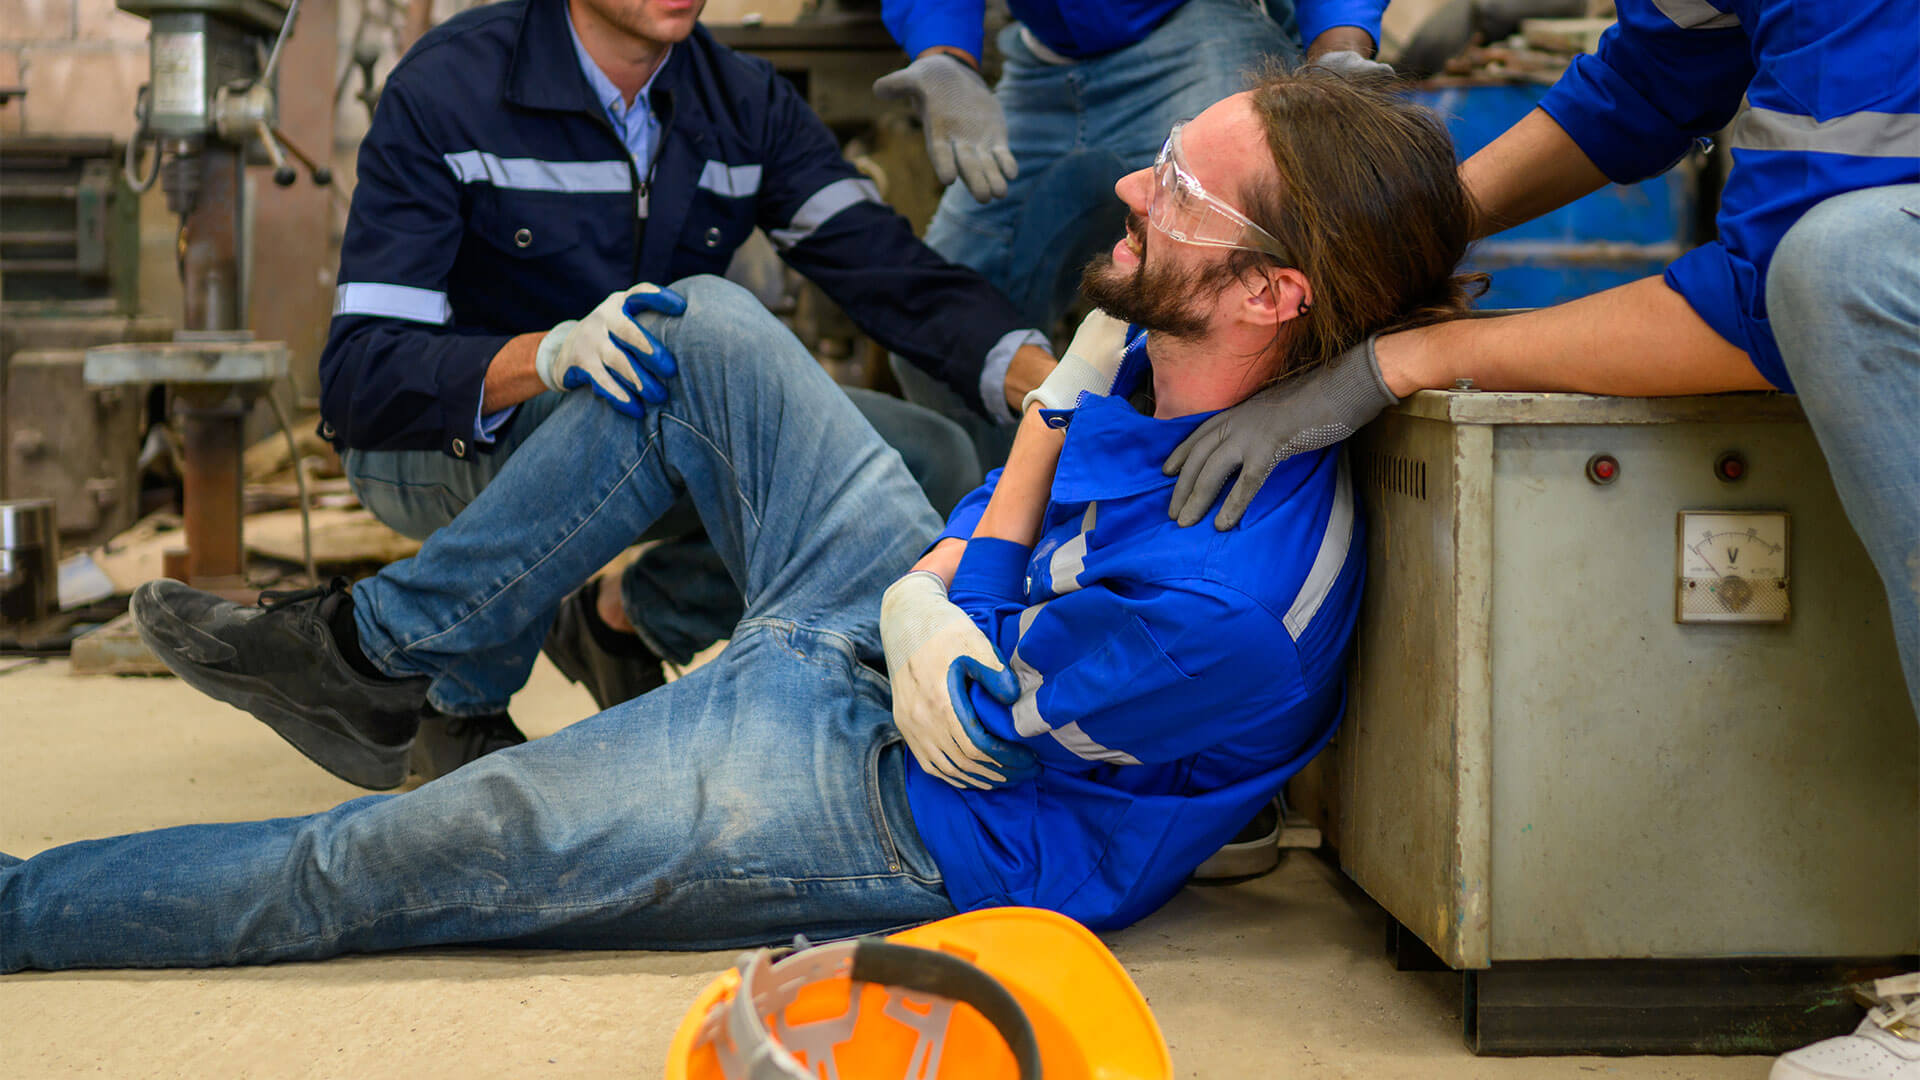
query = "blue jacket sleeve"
xmin=882 ymin=0 xmax=986 ymax=62
xmin=753 ymin=71 xmax=1040 ymax=419
xmin=1536 ymin=1 xmax=1754 ymax=183
xmin=1295 ymin=0 xmax=1388 ymax=50
xmin=319 ymin=80 xmax=513 ymax=456
xmin=948 ymin=546 xmax=1305 ymax=771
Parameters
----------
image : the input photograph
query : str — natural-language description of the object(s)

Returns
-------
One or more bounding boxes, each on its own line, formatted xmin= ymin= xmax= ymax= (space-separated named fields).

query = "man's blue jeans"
xmin=892 ymin=0 xmax=1300 ymax=466
xmin=1768 ymin=183 xmax=1920 ymax=720
xmin=345 ymin=369 xmax=978 ymax=675
xmin=0 ymin=277 xmax=958 ymax=972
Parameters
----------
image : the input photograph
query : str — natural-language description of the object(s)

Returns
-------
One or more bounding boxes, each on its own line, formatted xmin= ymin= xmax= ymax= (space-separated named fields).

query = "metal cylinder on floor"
xmin=0 ymin=498 xmax=60 ymax=625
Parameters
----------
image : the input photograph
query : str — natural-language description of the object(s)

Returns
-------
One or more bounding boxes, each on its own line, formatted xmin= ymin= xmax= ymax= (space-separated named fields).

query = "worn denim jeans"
xmin=0 ymin=277 xmax=958 ymax=972
xmin=346 ymin=373 xmax=977 ymax=670
xmin=892 ymin=0 xmax=1300 ymax=467
xmin=1768 ymin=183 xmax=1920 ymax=720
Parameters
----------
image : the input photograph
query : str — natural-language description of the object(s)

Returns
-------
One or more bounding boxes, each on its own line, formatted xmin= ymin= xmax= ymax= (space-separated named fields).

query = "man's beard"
xmin=1079 ymin=214 xmax=1228 ymax=340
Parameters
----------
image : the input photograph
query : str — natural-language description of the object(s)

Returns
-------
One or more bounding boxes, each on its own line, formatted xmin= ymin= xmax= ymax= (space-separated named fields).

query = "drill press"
xmin=85 ymin=0 xmax=330 ymax=594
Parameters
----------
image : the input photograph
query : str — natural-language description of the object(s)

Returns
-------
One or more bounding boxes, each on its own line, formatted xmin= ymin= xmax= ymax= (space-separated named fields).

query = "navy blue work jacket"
xmin=321 ymin=0 xmax=1034 ymax=458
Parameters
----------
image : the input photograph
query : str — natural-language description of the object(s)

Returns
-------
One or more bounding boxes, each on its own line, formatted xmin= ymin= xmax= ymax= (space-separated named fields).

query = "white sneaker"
xmin=1772 ymin=974 xmax=1920 ymax=1080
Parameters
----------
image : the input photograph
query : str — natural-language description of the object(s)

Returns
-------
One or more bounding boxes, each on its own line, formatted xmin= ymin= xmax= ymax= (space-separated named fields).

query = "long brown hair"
xmin=1233 ymin=66 xmax=1485 ymax=378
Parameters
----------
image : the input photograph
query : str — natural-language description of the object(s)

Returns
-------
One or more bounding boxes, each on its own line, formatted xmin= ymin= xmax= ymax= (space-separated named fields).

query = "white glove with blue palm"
xmin=880 ymin=571 xmax=1038 ymax=789
xmin=536 ymin=282 xmax=688 ymax=418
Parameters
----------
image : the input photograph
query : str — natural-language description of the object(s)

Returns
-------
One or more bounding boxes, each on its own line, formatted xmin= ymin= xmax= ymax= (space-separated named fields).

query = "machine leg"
xmin=1461 ymin=956 xmax=1915 ymax=1056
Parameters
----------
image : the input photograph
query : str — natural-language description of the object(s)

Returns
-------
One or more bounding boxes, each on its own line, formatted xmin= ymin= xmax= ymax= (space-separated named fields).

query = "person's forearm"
xmin=1461 ymin=108 xmax=1610 ymax=240
xmin=1306 ymin=25 xmax=1377 ymax=60
xmin=974 ymin=407 xmax=1065 ymax=547
xmin=1376 ymin=276 xmax=1772 ymax=398
xmin=911 ymin=537 xmax=967 ymax=586
xmin=1002 ymin=343 xmax=1058 ymax=415
xmin=481 ymin=332 xmax=549 ymax=413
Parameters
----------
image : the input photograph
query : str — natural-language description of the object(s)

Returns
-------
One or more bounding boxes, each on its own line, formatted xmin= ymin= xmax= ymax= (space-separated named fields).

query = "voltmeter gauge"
xmin=1676 ymin=510 xmax=1790 ymax=624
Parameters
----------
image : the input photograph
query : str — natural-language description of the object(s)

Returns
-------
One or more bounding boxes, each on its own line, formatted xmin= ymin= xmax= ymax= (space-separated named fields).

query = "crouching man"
xmin=0 ymin=69 xmax=1476 ymax=969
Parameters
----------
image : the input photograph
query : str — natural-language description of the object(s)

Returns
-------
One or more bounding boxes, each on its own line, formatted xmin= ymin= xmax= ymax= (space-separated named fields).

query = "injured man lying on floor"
xmin=0 ymin=69 xmax=1480 ymax=971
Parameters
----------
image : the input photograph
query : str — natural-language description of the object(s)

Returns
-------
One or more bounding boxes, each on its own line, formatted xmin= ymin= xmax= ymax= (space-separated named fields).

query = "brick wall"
xmin=0 ymin=0 xmax=149 ymax=137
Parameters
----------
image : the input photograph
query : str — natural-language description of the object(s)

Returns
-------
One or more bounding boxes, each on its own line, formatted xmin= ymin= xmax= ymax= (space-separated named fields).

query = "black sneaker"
xmin=130 ymin=577 xmax=428 ymax=790
xmin=409 ymin=708 xmax=528 ymax=781
xmin=541 ymin=579 xmax=666 ymax=711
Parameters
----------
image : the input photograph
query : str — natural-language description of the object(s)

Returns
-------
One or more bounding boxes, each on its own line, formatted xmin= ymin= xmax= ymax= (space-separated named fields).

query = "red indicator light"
xmin=1586 ymin=453 xmax=1620 ymax=484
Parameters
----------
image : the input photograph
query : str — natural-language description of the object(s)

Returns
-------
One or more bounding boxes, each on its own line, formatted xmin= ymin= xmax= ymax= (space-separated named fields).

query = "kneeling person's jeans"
xmin=344 ymin=351 xmax=980 ymax=692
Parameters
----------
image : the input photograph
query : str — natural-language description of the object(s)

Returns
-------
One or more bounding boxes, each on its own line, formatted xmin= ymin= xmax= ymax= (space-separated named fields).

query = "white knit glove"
xmin=1021 ymin=309 xmax=1130 ymax=413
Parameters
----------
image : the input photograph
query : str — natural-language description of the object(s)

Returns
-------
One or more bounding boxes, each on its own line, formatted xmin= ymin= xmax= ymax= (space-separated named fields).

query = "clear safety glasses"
xmin=1149 ymin=122 xmax=1289 ymax=260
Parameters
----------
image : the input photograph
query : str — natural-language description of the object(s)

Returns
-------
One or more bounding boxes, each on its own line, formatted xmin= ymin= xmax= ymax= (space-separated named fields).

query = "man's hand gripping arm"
xmin=881 ymin=310 xmax=1128 ymax=786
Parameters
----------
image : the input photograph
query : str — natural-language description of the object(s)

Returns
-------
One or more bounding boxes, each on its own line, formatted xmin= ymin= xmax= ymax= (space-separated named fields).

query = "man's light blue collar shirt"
xmin=567 ymin=15 xmax=670 ymax=172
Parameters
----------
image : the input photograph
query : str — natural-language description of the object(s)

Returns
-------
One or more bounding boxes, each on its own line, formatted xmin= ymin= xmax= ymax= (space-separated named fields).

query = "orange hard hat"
xmin=665 ymin=907 xmax=1172 ymax=1080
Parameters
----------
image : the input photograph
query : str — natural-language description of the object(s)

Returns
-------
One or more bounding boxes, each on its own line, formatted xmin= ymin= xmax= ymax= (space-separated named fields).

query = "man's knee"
xmin=648 ymin=273 xmax=811 ymax=378
xmin=1767 ymin=186 xmax=1920 ymax=321
xmin=662 ymin=274 xmax=778 ymax=340
xmin=664 ymin=272 xmax=756 ymax=311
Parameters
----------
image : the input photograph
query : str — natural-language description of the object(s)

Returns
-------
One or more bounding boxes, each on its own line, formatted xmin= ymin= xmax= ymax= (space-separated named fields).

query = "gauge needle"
xmin=1689 ymin=542 xmax=1721 ymax=576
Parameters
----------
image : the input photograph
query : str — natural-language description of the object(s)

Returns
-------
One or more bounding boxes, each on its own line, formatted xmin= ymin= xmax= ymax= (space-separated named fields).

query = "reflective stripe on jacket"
xmin=323 ymin=0 xmax=1036 ymax=456
xmin=906 ymin=338 xmax=1364 ymax=930
xmin=1536 ymin=0 xmax=1920 ymax=390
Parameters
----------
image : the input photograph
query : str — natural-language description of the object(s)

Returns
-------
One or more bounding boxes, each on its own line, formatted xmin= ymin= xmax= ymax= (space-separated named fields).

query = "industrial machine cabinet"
xmin=1341 ymin=390 xmax=1918 ymax=1055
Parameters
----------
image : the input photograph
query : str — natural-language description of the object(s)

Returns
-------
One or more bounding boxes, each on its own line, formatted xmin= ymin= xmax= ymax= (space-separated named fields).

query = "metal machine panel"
xmin=1343 ymin=417 xmax=1495 ymax=968
xmin=1344 ymin=391 xmax=1918 ymax=967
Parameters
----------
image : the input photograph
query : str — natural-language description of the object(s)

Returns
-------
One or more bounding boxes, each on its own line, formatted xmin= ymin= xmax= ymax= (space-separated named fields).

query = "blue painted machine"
xmin=1411 ymin=83 xmax=1704 ymax=309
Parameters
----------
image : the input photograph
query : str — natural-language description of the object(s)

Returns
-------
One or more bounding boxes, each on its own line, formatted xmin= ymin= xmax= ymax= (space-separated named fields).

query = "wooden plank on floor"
xmin=68 ymin=612 xmax=169 ymax=676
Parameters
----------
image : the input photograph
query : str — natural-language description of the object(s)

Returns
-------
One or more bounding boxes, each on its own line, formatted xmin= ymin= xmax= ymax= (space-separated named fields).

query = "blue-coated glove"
xmin=948 ymin=655 xmax=1040 ymax=783
xmin=536 ymin=283 xmax=687 ymax=418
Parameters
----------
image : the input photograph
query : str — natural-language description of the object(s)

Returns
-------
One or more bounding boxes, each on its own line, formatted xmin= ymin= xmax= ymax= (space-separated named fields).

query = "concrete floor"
xmin=0 ymin=656 xmax=1773 ymax=1078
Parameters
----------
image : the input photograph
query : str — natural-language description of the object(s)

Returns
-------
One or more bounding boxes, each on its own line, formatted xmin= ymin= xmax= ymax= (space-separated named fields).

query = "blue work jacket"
xmin=906 ymin=338 xmax=1363 ymax=930
xmin=321 ymin=0 xmax=1037 ymax=458
xmin=1536 ymin=0 xmax=1920 ymax=391
xmin=884 ymin=0 xmax=1386 ymax=63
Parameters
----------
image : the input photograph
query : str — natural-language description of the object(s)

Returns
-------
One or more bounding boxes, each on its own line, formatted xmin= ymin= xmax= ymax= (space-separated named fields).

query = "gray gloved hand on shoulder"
xmin=1162 ymin=335 xmax=1398 ymax=530
xmin=874 ymin=53 xmax=1018 ymax=203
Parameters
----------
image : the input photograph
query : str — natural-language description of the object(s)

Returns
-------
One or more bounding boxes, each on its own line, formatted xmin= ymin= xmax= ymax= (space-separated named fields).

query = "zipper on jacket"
xmin=582 ymin=88 xmax=673 ymax=284
xmin=633 ymin=89 xmax=675 ymax=280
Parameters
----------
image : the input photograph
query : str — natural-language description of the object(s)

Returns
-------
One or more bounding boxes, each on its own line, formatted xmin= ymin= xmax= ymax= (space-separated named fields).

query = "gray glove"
xmin=874 ymin=53 xmax=1017 ymax=203
xmin=1163 ymin=336 xmax=1398 ymax=530
xmin=1310 ymin=49 xmax=1396 ymax=79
